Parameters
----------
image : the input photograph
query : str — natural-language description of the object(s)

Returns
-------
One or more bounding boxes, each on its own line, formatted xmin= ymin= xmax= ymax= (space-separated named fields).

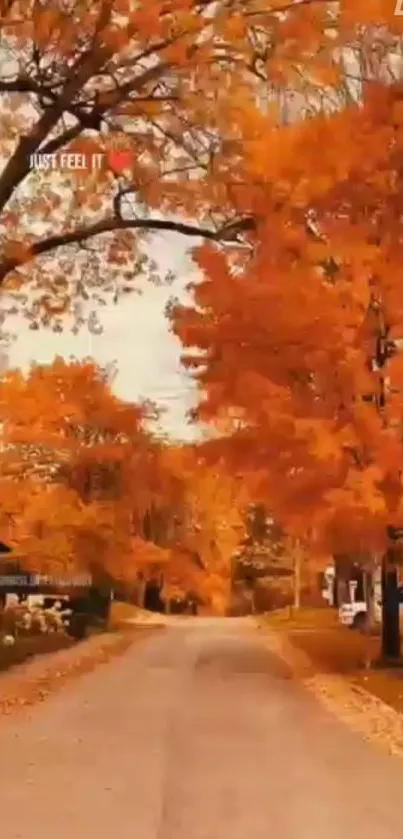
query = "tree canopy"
xmin=169 ymin=3 xmax=403 ymax=562
xmin=0 ymin=357 xmax=247 ymax=611
xmin=3 ymin=0 xmax=403 ymax=618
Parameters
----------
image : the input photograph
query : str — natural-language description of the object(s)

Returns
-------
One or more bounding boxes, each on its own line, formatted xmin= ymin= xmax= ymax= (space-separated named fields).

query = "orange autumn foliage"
xmin=4 ymin=0 xmax=403 ymax=590
xmin=3 ymin=0 xmax=403 ymax=331
xmin=169 ymin=5 xmax=403 ymax=562
xmin=0 ymin=359 xmax=247 ymax=609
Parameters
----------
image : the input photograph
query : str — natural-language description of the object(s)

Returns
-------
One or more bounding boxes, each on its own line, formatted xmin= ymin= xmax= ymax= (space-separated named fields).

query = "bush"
xmin=0 ymin=603 xmax=68 ymax=638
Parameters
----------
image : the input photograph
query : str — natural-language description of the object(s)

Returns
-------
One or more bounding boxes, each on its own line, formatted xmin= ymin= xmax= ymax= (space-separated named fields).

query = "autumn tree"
xmin=0 ymin=0 xmax=284 ymax=329
xmin=4 ymin=0 xmax=393 ymax=333
xmin=233 ymin=507 xmax=303 ymax=613
xmin=171 ymin=222 xmax=403 ymax=649
xmin=142 ymin=443 xmax=248 ymax=614
xmin=169 ymin=4 xmax=403 ymax=653
xmin=0 ymin=357 xmax=248 ymax=610
xmin=178 ymin=453 xmax=247 ymax=613
xmin=4 ymin=0 xmax=403 ymax=626
xmin=0 ymin=357 xmax=171 ymax=583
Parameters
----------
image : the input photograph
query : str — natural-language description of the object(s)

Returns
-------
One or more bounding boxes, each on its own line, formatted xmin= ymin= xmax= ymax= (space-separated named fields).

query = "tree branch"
xmin=39 ymin=124 xmax=84 ymax=155
xmin=0 ymin=50 xmax=112 ymax=214
xmin=0 ymin=215 xmax=256 ymax=284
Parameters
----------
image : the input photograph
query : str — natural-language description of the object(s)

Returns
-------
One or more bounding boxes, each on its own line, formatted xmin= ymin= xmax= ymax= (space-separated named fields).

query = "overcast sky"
xmin=3 ymin=230 xmax=204 ymax=441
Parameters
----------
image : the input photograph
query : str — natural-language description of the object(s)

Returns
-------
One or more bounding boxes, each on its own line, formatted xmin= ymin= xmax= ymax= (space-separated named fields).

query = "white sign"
xmin=395 ymin=0 xmax=403 ymax=14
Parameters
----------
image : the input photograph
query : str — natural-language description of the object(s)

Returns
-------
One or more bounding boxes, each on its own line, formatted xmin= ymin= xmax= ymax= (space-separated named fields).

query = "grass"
xmin=264 ymin=606 xmax=341 ymax=632
xmin=108 ymin=600 xmax=167 ymax=630
xmin=262 ymin=606 xmax=403 ymax=715
xmin=0 ymin=597 xmax=165 ymax=690
xmin=0 ymin=602 xmax=150 ymax=673
xmin=0 ymin=599 xmax=159 ymax=676
xmin=0 ymin=606 xmax=163 ymax=718
xmin=0 ymin=633 xmax=74 ymax=673
xmin=109 ymin=600 xmax=141 ymax=627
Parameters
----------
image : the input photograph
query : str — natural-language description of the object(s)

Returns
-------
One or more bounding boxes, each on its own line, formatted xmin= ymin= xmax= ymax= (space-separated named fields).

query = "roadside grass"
xmin=0 ymin=600 xmax=159 ymax=676
xmin=0 ymin=628 xmax=158 ymax=719
xmin=0 ymin=611 xmax=162 ymax=719
xmin=0 ymin=633 xmax=74 ymax=673
xmin=261 ymin=607 xmax=403 ymax=715
xmin=109 ymin=600 xmax=140 ymax=628
xmin=263 ymin=606 xmax=341 ymax=632
xmin=108 ymin=600 xmax=167 ymax=630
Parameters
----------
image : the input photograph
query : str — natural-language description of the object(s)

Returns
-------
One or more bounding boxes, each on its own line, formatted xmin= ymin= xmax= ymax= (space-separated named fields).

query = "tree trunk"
xmin=337 ymin=577 xmax=348 ymax=607
xmin=381 ymin=553 xmax=400 ymax=661
xmin=137 ymin=578 xmax=146 ymax=610
xmin=293 ymin=540 xmax=302 ymax=610
xmin=332 ymin=575 xmax=339 ymax=607
xmin=364 ymin=569 xmax=375 ymax=630
xmin=363 ymin=568 xmax=375 ymax=668
xmin=247 ymin=585 xmax=256 ymax=615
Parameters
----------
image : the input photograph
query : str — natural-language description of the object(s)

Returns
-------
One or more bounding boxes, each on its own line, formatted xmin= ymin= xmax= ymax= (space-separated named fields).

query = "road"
xmin=1 ymin=618 xmax=403 ymax=838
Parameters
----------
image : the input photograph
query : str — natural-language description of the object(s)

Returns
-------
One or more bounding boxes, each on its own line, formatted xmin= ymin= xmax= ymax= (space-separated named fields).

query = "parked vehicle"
xmin=338 ymin=600 xmax=380 ymax=629
xmin=338 ymin=587 xmax=403 ymax=629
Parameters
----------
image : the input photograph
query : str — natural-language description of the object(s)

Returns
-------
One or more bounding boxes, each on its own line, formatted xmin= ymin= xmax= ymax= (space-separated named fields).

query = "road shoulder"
xmin=0 ymin=626 xmax=160 ymax=721
xmin=258 ymin=612 xmax=403 ymax=759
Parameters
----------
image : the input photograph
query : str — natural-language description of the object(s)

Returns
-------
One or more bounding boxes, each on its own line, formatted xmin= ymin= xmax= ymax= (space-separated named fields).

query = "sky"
xmin=2 ymin=230 xmax=204 ymax=441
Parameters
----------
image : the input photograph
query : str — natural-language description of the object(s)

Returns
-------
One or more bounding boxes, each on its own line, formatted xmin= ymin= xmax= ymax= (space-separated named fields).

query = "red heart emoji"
xmin=108 ymin=149 xmax=133 ymax=173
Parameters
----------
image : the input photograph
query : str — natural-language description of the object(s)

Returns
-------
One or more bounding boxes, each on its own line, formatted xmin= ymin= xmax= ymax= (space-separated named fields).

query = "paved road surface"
xmin=2 ymin=618 xmax=403 ymax=838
